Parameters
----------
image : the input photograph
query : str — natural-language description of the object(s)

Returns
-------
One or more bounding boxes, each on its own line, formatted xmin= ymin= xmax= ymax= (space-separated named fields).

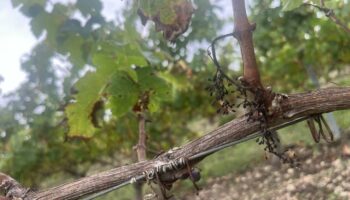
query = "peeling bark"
xmin=0 ymin=173 xmax=28 ymax=199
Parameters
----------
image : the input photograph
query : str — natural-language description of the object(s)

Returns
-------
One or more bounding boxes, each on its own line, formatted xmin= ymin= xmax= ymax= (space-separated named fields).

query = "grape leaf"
xmin=107 ymin=73 xmax=139 ymax=117
xmin=158 ymin=71 xmax=191 ymax=91
xmin=76 ymin=0 xmax=102 ymax=17
xmin=30 ymin=4 xmax=68 ymax=45
xmin=11 ymin=0 xmax=46 ymax=16
xmin=281 ymin=0 xmax=304 ymax=11
xmin=65 ymin=41 xmax=148 ymax=137
xmin=65 ymin=64 xmax=115 ymax=137
xmin=137 ymin=0 xmax=194 ymax=42
xmin=58 ymin=35 xmax=86 ymax=68
xmin=137 ymin=67 xmax=172 ymax=112
xmin=65 ymin=72 xmax=105 ymax=137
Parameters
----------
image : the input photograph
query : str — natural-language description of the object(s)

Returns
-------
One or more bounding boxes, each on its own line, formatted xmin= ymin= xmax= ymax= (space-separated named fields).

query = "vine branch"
xmin=17 ymin=87 xmax=350 ymax=200
xmin=136 ymin=112 xmax=147 ymax=162
xmin=134 ymin=112 xmax=147 ymax=200
xmin=305 ymin=2 xmax=350 ymax=34
xmin=0 ymin=173 xmax=28 ymax=199
xmin=232 ymin=0 xmax=263 ymax=90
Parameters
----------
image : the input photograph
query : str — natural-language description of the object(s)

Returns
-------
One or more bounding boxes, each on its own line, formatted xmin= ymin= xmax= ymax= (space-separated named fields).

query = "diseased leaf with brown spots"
xmin=137 ymin=0 xmax=194 ymax=42
xmin=89 ymin=100 xmax=104 ymax=128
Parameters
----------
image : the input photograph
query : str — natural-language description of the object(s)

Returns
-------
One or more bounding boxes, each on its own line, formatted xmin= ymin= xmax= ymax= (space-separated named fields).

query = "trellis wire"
xmin=83 ymin=115 xmax=309 ymax=200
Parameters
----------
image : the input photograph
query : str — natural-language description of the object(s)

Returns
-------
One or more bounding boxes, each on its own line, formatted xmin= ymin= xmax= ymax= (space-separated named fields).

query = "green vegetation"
xmin=1 ymin=0 xmax=350 ymax=199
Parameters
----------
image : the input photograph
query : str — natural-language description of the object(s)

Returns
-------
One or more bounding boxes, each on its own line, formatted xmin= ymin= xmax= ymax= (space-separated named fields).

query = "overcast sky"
xmin=0 ymin=0 xmax=35 ymax=94
xmin=0 ymin=0 xmax=127 ymax=95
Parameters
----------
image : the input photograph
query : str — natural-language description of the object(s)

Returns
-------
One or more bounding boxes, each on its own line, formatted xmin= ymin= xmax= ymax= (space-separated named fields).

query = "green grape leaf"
xmin=118 ymin=45 xmax=148 ymax=66
xmin=76 ymin=0 xmax=102 ymax=17
xmin=158 ymin=71 xmax=191 ymax=91
xmin=148 ymin=97 xmax=161 ymax=113
xmin=92 ymin=49 xmax=144 ymax=81
xmin=120 ymin=67 xmax=138 ymax=82
xmin=30 ymin=4 xmax=68 ymax=44
xmin=136 ymin=67 xmax=172 ymax=112
xmin=65 ymin=56 xmax=118 ymax=137
xmin=92 ymin=53 xmax=116 ymax=70
xmin=107 ymin=73 xmax=139 ymax=117
xmin=11 ymin=0 xmax=46 ymax=16
xmin=58 ymin=19 xmax=83 ymax=36
xmin=281 ymin=0 xmax=304 ymax=11
xmin=65 ymin=72 xmax=104 ymax=137
xmin=30 ymin=11 xmax=49 ymax=37
xmin=138 ymin=0 xmax=194 ymax=42
xmin=58 ymin=35 xmax=86 ymax=68
xmin=65 ymin=40 xmax=147 ymax=137
xmin=24 ymin=4 xmax=45 ymax=18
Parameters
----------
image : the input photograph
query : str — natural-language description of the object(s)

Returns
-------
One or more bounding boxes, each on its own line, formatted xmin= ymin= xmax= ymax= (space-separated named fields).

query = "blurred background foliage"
xmin=0 ymin=0 xmax=350 ymax=199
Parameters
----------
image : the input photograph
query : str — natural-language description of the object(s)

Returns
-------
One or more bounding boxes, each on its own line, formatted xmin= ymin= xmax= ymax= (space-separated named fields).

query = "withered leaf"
xmin=138 ymin=0 xmax=194 ymax=42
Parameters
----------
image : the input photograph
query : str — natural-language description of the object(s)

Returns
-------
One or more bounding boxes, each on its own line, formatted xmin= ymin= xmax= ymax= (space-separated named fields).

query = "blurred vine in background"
xmin=0 ymin=0 xmax=225 ymax=188
xmin=0 ymin=0 xmax=349 ymax=197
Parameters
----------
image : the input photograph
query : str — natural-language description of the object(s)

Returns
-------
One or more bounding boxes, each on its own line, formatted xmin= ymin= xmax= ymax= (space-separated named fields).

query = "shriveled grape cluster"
xmin=207 ymin=60 xmax=297 ymax=165
xmin=207 ymin=75 xmax=297 ymax=166
xmin=207 ymin=33 xmax=298 ymax=166
xmin=206 ymin=71 xmax=236 ymax=115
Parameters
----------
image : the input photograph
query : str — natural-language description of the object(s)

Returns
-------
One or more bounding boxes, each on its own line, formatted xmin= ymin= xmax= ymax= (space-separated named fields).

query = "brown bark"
xmin=136 ymin=113 xmax=147 ymax=162
xmin=0 ymin=173 xmax=28 ymax=199
xmin=232 ymin=0 xmax=263 ymax=89
xmin=6 ymin=2 xmax=350 ymax=200
xmin=134 ymin=112 xmax=147 ymax=200
xmin=20 ymin=87 xmax=350 ymax=200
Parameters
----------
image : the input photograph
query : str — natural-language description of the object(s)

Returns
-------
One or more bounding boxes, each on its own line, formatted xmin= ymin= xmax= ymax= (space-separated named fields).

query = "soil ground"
xmin=181 ymin=140 xmax=350 ymax=200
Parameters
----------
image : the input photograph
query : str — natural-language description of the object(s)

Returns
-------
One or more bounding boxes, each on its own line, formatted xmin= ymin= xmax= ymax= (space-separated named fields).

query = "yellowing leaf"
xmin=65 ymin=41 xmax=148 ymax=137
xmin=65 ymin=72 xmax=104 ymax=137
xmin=138 ymin=0 xmax=194 ymax=42
xmin=65 ymin=60 xmax=117 ymax=137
